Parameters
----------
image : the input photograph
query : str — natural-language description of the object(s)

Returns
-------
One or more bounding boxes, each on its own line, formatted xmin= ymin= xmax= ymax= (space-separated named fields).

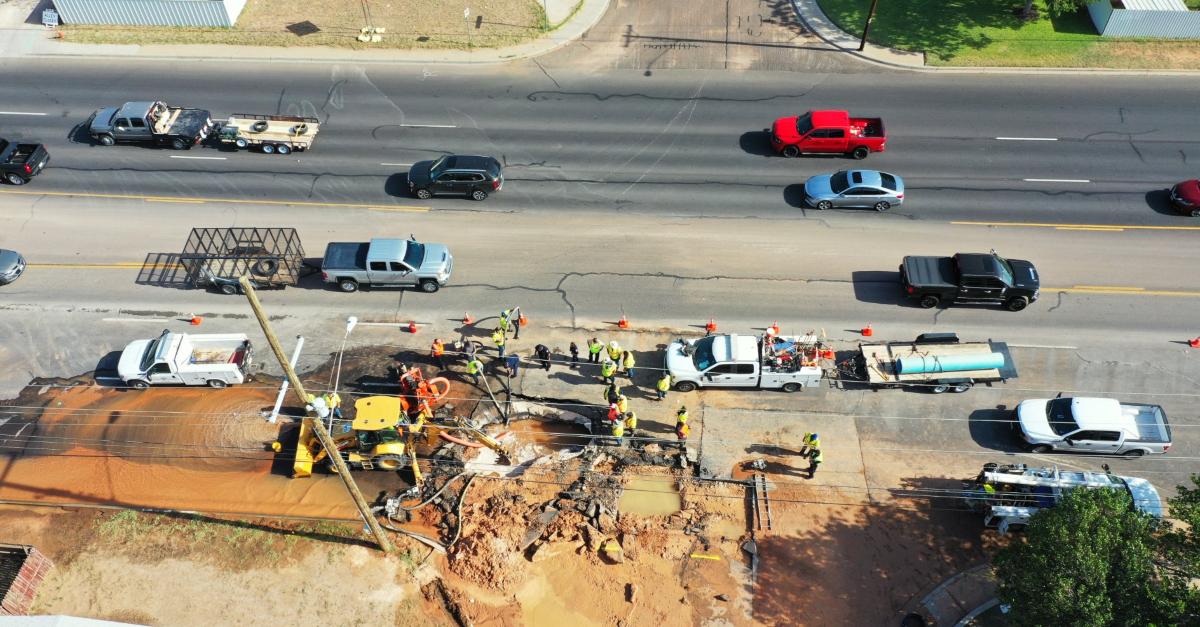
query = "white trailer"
xmin=117 ymin=329 xmax=253 ymax=389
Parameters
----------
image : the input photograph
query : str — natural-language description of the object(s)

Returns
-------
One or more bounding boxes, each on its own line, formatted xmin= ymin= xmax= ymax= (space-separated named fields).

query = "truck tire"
xmin=930 ymin=383 xmax=950 ymax=394
xmin=206 ymin=379 xmax=227 ymax=389
xmin=219 ymin=283 xmax=239 ymax=296
xmin=170 ymin=137 xmax=187 ymax=150
xmin=851 ymin=146 xmax=870 ymax=160
xmin=261 ymin=143 xmax=276 ymax=154
xmin=674 ymin=380 xmax=697 ymax=393
xmin=471 ymin=189 xmax=488 ymax=201
xmin=1005 ymin=296 xmax=1029 ymax=312
xmin=816 ymin=200 xmax=833 ymax=210
xmin=235 ymin=137 xmax=249 ymax=149
xmin=276 ymin=144 xmax=292 ymax=155
xmin=781 ymin=145 xmax=800 ymax=158
xmin=251 ymin=258 xmax=279 ymax=277
xmin=1029 ymin=444 xmax=1053 ymax=454
xmin=1123 ymin=448 xmax=1147 ymax=458
xmin=5 ymin=173 xmax=27 ymax=186
xmin=1191 ymin=208 xmax=1200 ymax=218
xmin=98 ymin=134 xmax=116 ymax=146
xmin=338 ymin=278 xmax=359 ymax=293
xmin=375 ymin=454 xmax=407 ymax=470
xmin=919 ymin=294 xmax=940 ymax=308
xmin=250 ymin=120 xmax=269 ymax=133
xmin=950 ymin=382 xmax=973 ymax=393
xmin=414 ymin=188 xmax=432 ymax=199
xmin=129 ymin=380 xmax=150 ymax=390
xmin=781 ymin=382 xmax=802 ymax=393
xmin=418 ymin=279 xmax=440 ymax=293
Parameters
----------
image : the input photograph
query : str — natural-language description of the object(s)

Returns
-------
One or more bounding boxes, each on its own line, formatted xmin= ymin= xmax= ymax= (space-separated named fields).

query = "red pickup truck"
xmin=771 ymin=110 xmax=886 ymax=160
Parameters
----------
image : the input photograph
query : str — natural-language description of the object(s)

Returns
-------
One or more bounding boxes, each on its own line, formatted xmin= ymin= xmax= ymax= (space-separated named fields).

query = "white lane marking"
xmin=398 ymin=124 xmax=456 ymax=128
xmin=0 ymin=111 xmax=47 ymax=116
xmin=380 ymin=163 xmax=412 ymax=166
xmin=996 ymin=136 xmax=1057 ymax=141
xmin=1008 ymin=344 xmax=1079 ymax=350
xmin=1024 ymin=178 xmax=1090 ymax=183
xmin=169 ymin=155 xmax=227 ymax=160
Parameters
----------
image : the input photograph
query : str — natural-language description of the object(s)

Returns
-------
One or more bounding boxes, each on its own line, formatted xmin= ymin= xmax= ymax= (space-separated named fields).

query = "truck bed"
xmin=323 ymin=242 xmax=369 ymax=271
xmin=163 ymin=108 xmax=212 ymax=137
xmin=849 ymin=117 xmax=884 ymax=138
xmin=902 ymin=256 xmax=956 ymax=289
xmin=1123 ymin=403 xmax=1171 ymax=443
xmin=860 ymin=340 xmax=1015 ymax=384
xmin=186 ymin=339 xmax=250 ymax=365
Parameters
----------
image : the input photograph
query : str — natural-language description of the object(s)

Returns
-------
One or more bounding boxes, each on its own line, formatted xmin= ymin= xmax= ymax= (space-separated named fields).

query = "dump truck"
xmin=665 ymin=332 xmax=828 ymax=393
xmin=1015 ymin=397 xmax=1171 ymax=457
xmin=321 ymin=237 xmax=453 ymax=293
xmin=0 ymin=137 xmax=50 ymax=185
xmin=849 ymin=332 xmax=1015 ymax=393
xmin=215 ymin=113 xmax=320 ymax=154
xmin=88 ymin=101 xmax=214 ymax=150
xmin=117 ymin=329 xmax=252 ymax=389
xmin=960 ymin=463 xmax=1163 ymax=533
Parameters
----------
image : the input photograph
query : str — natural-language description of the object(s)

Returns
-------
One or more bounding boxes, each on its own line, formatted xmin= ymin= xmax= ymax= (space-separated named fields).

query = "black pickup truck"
xmin=900 ymin=252 xmax=1039 ymax=311
xmin=0 ymin=138 xmax=50 ymax=185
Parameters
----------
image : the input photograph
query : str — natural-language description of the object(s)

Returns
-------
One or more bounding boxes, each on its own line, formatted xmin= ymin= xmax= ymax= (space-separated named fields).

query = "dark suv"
xmin=407 ymin=155 xmax=503 ymax=201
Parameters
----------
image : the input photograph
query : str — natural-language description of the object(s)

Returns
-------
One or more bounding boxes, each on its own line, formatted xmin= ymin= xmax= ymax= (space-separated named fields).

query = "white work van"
xmin=117 ymin=330 xmax=252 ymax=389
xmin=665 ymin=333 xmax=825 ymax=393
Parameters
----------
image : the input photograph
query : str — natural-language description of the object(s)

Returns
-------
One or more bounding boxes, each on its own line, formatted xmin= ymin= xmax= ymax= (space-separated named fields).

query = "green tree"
xmin=993 ymin=486 xmax=1191 ymax=626
xmin=1044 ymin=0 xmax=1091 ymax=17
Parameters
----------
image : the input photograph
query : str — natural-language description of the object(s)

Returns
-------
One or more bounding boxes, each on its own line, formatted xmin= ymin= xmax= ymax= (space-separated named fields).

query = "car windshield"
xmin=691 ymin=337 xmax=716 ymax=371
xmin=139 ymin=338 xmax=161 ymax=372
xmin=795 ymin=113 xmax=813 ymax=136
xmin=402 ymin=242 xmax=426 ymax=268
xmin=1046 ymin=398 xmax=1079 ymax=436
xmin=829 ymin=171 xmax=850 ymax=194
xmin=994 ymin=255 xmax=1015 ymax=285
xmin=879 ymin=172 xmax=898 ymax=191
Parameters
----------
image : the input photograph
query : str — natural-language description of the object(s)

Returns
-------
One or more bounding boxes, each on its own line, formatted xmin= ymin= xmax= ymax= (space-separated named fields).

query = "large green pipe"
xmin=896 ymin=352 xmax=1004 ymax=375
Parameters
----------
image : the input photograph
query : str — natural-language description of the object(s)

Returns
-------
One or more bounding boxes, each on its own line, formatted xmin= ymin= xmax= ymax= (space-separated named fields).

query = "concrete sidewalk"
xmin=789 ymin=0 xmax=925 ymax=68
xmin=0 ymin=0 xmax=609 ymax=64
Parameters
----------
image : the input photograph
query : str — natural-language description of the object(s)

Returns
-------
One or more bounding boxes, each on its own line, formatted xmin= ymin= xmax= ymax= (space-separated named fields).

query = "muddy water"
xmin=0 ymin=384 xmax=401 ymax=519
xmin=619 ymin=477 xmax=682 ymax=516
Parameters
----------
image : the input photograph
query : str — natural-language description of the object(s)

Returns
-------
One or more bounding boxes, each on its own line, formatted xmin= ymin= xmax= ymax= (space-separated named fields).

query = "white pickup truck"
xmin=665 ymin=333 xmax=825 ymax=393
xmin=117 ymin=330 xmax=253 ymax=389
xmin=1015 ymin=397 xmax=1171 ymax=457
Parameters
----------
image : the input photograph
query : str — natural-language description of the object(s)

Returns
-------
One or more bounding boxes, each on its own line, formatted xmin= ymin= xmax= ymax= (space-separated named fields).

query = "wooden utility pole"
xmin=239 ymin=276 xmax=394 ymax=554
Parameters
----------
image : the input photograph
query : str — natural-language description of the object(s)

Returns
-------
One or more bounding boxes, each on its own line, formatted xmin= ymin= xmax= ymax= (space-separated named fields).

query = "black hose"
xmin=399 ymin=472 xmax=470 ymax=511
xmin=448 ymin=474 xmax=477 ymax=548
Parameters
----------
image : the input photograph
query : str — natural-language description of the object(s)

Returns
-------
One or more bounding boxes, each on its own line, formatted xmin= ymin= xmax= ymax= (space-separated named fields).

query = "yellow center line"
xmin=1046 ymin=286 xmax=1200 ymax=297
xmin=953 ymin=220 xmax=1200 ymax=231
xmin=0 ymin=189 xmax=429 ymax=212
xmin=1055 ymin=226 xmax=1125 ymax=232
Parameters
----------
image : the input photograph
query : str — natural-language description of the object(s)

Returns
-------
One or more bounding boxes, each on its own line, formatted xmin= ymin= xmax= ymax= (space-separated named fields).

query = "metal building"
xmin=1088 ymin=0 xmax=1200 ymax=38
xmin=51 ymin=0 xmax=247 ymax=27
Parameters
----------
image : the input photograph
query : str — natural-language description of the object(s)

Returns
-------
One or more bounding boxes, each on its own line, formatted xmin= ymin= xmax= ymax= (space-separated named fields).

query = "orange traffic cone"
xmin=768 ymin=321 xmax=781 ymax=336
xmin=408 ymin=321 xmax=418 ymax=333
xmin=861 ymin=324 xmax=873 ymax=337
xmin=618 ymin=315 xmax=630 ymax=329
xmin=1189 ymin=337 xmax=1200 ymax=348
xmin=463 ymin=312 xmax=474 ymax=325
xmin=705 ymin=318 xmax=717 ymax=334
xmin=189 ymin=314 xmax=202 ymax=326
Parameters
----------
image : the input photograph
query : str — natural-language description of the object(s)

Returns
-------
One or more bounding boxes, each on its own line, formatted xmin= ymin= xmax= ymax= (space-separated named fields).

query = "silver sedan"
xmin=804 ymin=170 xmax=905 ymax=211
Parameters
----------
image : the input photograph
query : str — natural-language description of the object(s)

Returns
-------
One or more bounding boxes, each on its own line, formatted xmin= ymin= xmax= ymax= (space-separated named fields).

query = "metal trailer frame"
xmin=852 ymin=337 xmax=1017 ymax=393
xmin=178 ymin=227 xmax=308 ymax=291
xmin=216 ymin=113 xmax=320 ymax=154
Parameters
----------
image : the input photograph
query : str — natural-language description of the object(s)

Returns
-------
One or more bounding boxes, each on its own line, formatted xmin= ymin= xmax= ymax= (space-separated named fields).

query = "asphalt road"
xmin=0 ymin=60 xmax=1196 ymax=225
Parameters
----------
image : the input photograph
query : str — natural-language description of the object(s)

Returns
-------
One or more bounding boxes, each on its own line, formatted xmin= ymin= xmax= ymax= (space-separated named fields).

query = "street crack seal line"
xmin=525 ymin=89 xmax=816 ymax=104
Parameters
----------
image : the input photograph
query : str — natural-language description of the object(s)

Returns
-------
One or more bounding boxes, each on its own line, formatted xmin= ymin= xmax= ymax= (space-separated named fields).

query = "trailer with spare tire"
xmin=215 ymin=114 xmax=320 ymax=154
xmin=844 ymin=332 xmax=1017 ymax=393
xmin=177 ymin=227 xmax=312 ymax=294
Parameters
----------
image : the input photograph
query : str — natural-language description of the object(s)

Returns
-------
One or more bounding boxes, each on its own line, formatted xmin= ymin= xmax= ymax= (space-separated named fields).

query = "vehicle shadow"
xmin=1145 ymin=189 xmax=1186 ymax=217
xmin=739 ymin=130 xmax=777 ymax=157
xmin=850 ymin=270 xmax=904 ymax=306
xmin=92 ymin=351 xmax=126 ymax=388
xmin=782 ymin=184 xmax=808 ymax=208
xmin=384 ymin=172 xmax=412 ymax=198
xmin=967 ymin=406 xmax=1024 ymax=453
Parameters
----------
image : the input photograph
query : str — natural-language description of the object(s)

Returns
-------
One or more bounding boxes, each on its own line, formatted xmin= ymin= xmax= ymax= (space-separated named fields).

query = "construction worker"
xmin=506 ymin=353 xmax=520 ymax=379
xmin=600 ymin=359 xmax=617 ymax=384
xmin=603 ymin=382 xmax=622 ymax=405
xmin=587 ymin=338 xmax=603 ymax=364
xmin=676 ymin=405 xmax=689 ymax=425
xmin=606 ymin=340 xmax=622 ymax=362
xmin=656 ymin=373 xmax=671 ymax=401
xmin=621 ymin=351 xmax=636 ymax=379
xmin=800 ymin=432 xmax=820 ymax=456
xmin=534 ymin=344 xmax=552 ymax=371
xmin=569 ymin=341 xmax=580 ymax=369
xmin=616 ymin=394 xmax=629 ymax=415
xmin=466 ymin=357 xmax=484 ymax=386
xmin=498 ymin=308 xmax=512 ymax=333
xmin=611 ymin=418 xmax=625 ymax=447
xmin=625 ymin=410 xmax=638 ymax=442
xmin=492 ymin=328 xmax=506 ymax=358
xmin=607 ymin=403 xmax=621 ymax=425
xmin=806 ymin=447 xmax=823 ymax=479
xmin=675 ymin=419 xmax=690 ymax=451
xmin=431 ymin=338 xmax=446 ymax=370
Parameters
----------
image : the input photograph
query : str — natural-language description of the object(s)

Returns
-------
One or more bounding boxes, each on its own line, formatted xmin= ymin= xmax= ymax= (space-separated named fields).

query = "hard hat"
xmin=609 ymin=341 xmax=619 ymax=349
xmin=810 ymin=432 xmax=819 ymax=439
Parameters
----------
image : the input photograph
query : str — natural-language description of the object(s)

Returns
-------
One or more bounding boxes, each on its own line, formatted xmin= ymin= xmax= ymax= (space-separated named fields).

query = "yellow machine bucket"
xmin=293 ymin=417 xmax=317 ymax=478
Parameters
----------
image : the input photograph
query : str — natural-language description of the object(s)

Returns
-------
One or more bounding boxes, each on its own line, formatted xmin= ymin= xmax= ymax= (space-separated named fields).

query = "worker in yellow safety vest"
xmin=656 ymin=373 xmax=671 ymax=401
xmin=622 ymin=351 xmax=636 ymax=379
xmin=600 ymin=359 xmax=617 ymax=384
xmin=624 ymin=411 xmax=638 ymax=442
xmin=466 ymin=358 xmax=484 ymax=386
xmin=492 ymin=328 xmax=506 ymax=358
xmin=800 ymin=432 xmax=820 ymax=455
xmin=806 ymin=447 xmax=823 ymax=479
xmin=587 ymin=338 xmax=603 ymax=364
xmin=606 ymin=341 xmax=622 ymax=362
xmin=675 ymin=420 xmax=690 ymax=451
xmin=611 ymin=419 xmax=625 ymax=446
xmin=616 ymin=394 xmax=629 ymax=414
xmin=676 ymin=406 xmax=689 ymax=425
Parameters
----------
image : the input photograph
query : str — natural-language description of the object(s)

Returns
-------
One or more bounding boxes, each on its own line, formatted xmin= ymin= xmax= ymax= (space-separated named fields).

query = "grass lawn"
xmin=63 ymin=0 xmax=564 ymax=49
xmin=818 ymin=0 xmax=1200 ymax=68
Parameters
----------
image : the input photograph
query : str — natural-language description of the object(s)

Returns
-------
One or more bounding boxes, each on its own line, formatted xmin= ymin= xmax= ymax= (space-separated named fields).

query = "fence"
xmin=0 ymin=544 xmax=54 ymax=616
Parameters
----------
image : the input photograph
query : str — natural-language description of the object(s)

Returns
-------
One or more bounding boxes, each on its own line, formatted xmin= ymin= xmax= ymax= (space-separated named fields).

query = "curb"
xmin=790 ymin=0 xmax=1200 ymax=76
xmin=9 ymin=0 xmax=611 ymax=65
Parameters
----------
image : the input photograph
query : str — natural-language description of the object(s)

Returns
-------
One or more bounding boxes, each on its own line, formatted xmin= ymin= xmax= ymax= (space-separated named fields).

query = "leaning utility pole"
xmin=239 ymin=276 xmax=394 ymax=554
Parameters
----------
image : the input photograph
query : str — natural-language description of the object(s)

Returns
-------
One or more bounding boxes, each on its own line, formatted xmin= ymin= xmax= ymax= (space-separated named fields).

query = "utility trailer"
xmin=215 ymin=114 xmax=320 ymax=154
xmin=177 ymin=227 xmax=309 ymax=294
xmin=847 ymin=332 xmax=1016 ymax=393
